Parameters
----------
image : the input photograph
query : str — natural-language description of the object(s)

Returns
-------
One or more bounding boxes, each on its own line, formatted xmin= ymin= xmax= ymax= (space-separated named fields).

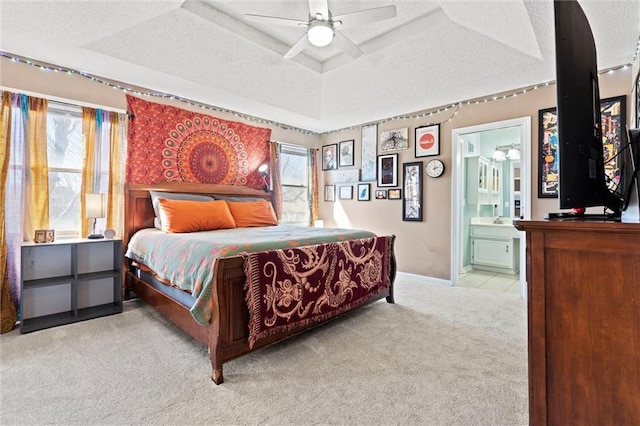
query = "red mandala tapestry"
xmin=126 ymin=95 xmax=271 ymax=190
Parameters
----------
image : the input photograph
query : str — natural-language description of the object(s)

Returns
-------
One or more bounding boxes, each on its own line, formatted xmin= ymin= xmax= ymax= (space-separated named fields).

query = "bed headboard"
xmin=124 ymin=182 xmax=274 ymax=252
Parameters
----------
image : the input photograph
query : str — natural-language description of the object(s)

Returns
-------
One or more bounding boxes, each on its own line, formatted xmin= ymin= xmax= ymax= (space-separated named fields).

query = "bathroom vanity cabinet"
xmin=470 ymin=222 xmax=519 ymax=274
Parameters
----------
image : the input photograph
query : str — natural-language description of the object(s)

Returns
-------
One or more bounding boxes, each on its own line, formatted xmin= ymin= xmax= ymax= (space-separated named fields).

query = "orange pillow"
xmin=226 ymin=200 xmax=278 ymax=227
xmin=157 ymin=198 xmax=236 ymax=233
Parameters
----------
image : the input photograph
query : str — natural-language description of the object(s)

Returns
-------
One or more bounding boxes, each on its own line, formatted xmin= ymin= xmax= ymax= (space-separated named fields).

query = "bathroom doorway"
xmin=450 ymin=117 xmax=531 ymax=298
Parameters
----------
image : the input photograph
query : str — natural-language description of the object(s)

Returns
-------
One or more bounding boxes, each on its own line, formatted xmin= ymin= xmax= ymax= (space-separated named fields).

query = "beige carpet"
xmin=0 ymin=275 xmax=528 ymax=425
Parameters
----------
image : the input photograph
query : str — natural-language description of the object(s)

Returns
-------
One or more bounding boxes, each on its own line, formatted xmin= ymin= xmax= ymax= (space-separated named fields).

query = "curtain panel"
xmin=270 ymin=141 xmax=282 ymax=219
xmin=107 ymin=113 xmax=127 ymax=237
xmin=25 ymin=97 xmax=49 ymax=241
xmin=309 ymin=148 xmax=319 ymax=226
xmin=80 ymin=108 xmax=98 ymax=238
xmin=0 ymin=92 xmax=17 ymax=333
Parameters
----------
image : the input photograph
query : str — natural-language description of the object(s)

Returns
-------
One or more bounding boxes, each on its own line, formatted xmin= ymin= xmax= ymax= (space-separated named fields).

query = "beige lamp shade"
xmin=85 ymin=193 xmax=106 ymax=219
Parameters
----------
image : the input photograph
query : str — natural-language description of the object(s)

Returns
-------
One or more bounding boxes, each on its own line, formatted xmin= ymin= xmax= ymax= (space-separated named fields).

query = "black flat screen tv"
xmin=549 ymin=0 xmax=625 ymax=220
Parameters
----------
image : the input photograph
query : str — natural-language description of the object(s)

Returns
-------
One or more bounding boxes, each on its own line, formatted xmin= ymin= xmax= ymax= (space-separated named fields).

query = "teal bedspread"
xmin=125 ymin=225 xmax=376 ymax=325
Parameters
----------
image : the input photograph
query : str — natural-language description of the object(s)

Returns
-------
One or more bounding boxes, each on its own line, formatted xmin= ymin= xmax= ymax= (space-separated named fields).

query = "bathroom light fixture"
xmin=307 ymin=20 xmax=334 ymax=47
xmin=492 ymin=146 xmax=506 ymax=162
xmin=492 ymin=144 xmax=520 ymax=162
xmin=507 ymin=145 xmax=521 ymax=160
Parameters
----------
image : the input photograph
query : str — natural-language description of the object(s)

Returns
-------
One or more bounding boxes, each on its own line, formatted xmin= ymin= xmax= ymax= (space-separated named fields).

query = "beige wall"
xmin=320 ymin=67 xmax=635 ymax=279
xmin=2 ymin=56 xmax=634 ymax=279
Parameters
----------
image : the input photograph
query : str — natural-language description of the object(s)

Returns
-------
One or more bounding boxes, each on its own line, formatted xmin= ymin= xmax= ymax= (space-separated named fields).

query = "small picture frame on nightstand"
xmin=34 ymin=229 xmax=55 ymax=243
xmin=34 ymin=230 xmax=46 ymax=244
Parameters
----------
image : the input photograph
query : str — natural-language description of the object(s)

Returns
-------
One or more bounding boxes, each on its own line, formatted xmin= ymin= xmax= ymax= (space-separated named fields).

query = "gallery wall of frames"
xmin=322 ymin=122 xmax=442 ymax=222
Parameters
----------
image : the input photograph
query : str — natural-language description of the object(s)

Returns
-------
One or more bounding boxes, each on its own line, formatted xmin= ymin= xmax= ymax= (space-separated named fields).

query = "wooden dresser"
xmin=514 ymin=220 xmax=640 ymax=425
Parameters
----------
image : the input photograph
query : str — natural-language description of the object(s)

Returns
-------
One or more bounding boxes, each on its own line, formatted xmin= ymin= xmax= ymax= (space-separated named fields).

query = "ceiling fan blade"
xmin=245 ymin=14 xmax=307 ymax=28
xmin=332 ymin=5 xmax=397 ymax=30
xmin=333 ymin=31 xmax=363 ymax=58
xmin=309 ymin=0 xmax=329 ymax=20
xmin=284 ymin=34 xmax=311 ymax=59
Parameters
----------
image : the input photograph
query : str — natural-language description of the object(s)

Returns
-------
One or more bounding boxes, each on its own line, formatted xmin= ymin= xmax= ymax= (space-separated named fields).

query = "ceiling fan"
xmin=245 ymin=0 xmax=397 ymax=59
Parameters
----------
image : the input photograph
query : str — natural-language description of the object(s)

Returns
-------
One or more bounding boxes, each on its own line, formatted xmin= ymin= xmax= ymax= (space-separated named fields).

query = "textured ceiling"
xmin=1 ymin=1 xmax=638 ymax=133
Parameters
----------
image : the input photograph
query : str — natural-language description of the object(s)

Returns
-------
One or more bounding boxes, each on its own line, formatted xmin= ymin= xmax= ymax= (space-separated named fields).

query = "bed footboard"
xmin=127 ymin=250 xmax=395 ymax=385
xmin=207 ymin=249 xmax=396 ymax=384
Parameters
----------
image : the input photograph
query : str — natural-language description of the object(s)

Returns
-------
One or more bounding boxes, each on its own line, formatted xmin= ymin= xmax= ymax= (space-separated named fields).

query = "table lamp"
xmin=258 ymin=163 xmax=269 ymax=192
xmin=85 ymin=193 xmax=106 ymax=239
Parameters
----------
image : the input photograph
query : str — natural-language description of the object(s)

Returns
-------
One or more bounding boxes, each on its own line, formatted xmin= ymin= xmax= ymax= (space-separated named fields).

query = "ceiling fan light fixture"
xmin=307 ymin=21 xmax=333 ymax=47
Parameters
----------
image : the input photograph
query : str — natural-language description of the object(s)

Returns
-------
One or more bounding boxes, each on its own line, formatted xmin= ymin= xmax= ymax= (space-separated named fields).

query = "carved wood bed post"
xmin=209 ymin=258 xmax=224 ymax=384
xmin=385 ymin=253 xmax=397 ymax=304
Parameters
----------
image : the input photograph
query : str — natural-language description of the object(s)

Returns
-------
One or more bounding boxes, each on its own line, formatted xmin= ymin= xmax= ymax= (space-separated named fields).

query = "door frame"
xmin=450 ymin=116 xmax=531 ymax=298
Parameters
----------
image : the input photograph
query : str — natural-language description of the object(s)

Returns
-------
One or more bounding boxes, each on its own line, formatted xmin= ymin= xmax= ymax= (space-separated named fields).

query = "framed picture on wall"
xmin=415 ymin=124 xmax=440 ymax=157
xmin=361 ymin=124 xmax=377 ymax=181
xmin=324 ymin=185 xmax=336 ymax=202
xmin=636 ymin=71 xmax=640 ymax=128
xmin=402 ymin=161 xmax=423 ymax=221
xmin=377 ymin=153 xmax=398 ymax=187
xmin=538 ymin=107 xmax=559 ymax=198
xmin=339 ymin=185 xmax=353 ymax=200
xmin=339 ymin=140 xmax=355 ymax=167
xmin=601 ymin=96 xmax=627 ymax=193
xmin=379 ymin=128 xmax=409 ymax=152
xmin=388 ymin=188 xmax=401 ymax=200
xmin=538 ymin=95 xmax=627 ymax=198
xmin=357 ymin=183 xmax=370 ymax=201
xmin=375 ymin=189 xmax=387 ymax=199
xmin=322 ymin=144 xmax=338 ymax=170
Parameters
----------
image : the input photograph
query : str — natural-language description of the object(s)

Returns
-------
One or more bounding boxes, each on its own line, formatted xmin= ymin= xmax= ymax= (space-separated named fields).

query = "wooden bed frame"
xmin=124 ymin=182 xmax=396 ymax=384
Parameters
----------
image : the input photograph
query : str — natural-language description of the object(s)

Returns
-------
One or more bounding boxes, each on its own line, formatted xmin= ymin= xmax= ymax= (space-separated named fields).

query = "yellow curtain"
xmin=24 ymin=97 xmax=49 ymax=241
xmin=80 ymin=108 xmax=97 ymax=238
xmin=106 ymin=113 xmax=126 ymax=237
xmin=270 ymin=142 xmax=282 ymax=220
xmin=1 ymin=92 xmax=18 ymax=333
xmin=309 ymin=148 xmax=319 ymax=226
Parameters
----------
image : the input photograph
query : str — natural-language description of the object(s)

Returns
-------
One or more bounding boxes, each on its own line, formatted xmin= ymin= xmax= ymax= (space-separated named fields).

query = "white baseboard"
xmin=461 ymin=264 xmax=473 ymax=274
xmin=396 ymin=271 xmax=452 ymax=287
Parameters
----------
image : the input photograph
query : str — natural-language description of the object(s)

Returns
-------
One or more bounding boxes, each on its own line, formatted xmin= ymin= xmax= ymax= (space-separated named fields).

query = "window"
xmin=279 ymin=144 xmax=310 ymax=225
xmin=46 ymin=103 xmax=83 ymax=235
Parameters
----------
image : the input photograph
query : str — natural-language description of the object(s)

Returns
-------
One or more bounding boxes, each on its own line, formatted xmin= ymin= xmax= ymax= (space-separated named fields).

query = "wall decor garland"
xmin=1 ymin=50 xmax=636 ymax=137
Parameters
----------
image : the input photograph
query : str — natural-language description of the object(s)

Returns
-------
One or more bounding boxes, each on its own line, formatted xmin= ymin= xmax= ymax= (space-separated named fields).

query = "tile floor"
xmin=457 ymin=269 xmax=521 ymax=295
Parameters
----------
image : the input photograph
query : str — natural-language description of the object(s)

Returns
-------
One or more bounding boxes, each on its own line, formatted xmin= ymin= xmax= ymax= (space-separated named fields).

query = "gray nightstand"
xmin=20 ymin=238 xmax=123 ymax=333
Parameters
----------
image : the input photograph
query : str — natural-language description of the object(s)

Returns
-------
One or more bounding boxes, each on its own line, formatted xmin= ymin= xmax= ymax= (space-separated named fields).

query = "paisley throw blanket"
xmin=243 ymin=235 xmax=395 ymax=348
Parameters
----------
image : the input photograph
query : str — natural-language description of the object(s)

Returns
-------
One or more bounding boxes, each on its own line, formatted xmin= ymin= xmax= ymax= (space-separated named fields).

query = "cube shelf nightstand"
xmin=20 ymin=238 xmax=123 ymax=333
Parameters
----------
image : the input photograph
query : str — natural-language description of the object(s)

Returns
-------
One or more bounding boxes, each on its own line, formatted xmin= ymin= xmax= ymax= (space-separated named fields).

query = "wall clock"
xmin=426 ymin=159 xmax=445 ymax=178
